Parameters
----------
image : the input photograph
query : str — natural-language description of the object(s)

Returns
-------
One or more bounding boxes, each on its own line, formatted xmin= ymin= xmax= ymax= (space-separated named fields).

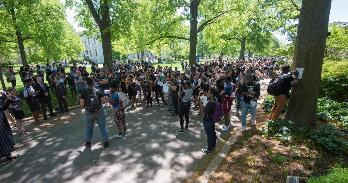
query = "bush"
xmin=310 ymin=125 xmax=348 ymax=155
xmin=262 ymin=95 xmax=287 ymax=114
xmin=307 ymin=166 xmax=348 ymax=183
xmin=320 ymin=61 xmax=348 ymax=102
xmin=262 ymin=119 xmax=296 ymax=141
xmin=262 ymin=95 xmax=275 ymax=113
xmin=317 ymin=97 xmax=348 ymax=129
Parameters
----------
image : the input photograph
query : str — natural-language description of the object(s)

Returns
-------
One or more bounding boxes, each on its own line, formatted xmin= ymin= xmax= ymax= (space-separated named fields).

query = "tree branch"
xmin=85 ymin=0 xmax=102 ymax=27
xmin=289 ymin=0 xmax=300 ymax=11
xmin=0 ymin=38 xmax=17 ymax=43
xmin=220 ymin=35 xmax=242 ymax=42
xmin=145 ymin=35 xmax=189 ymax=46
xmin=197 ymin=10 xmax=228 ymax=33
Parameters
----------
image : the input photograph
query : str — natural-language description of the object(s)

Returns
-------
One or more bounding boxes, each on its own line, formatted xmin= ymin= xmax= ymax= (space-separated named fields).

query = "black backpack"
xmin=85 ymin=90 xmax=101 ymax=113
xmin=267 ymin=76 xmax=283 ymax=96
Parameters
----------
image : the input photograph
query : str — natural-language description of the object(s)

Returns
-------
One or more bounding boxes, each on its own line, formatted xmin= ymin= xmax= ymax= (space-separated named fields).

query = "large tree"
xmin=285 ymin=0 xmax=332 ymax=126
xmin=67 ymin=0 xmax=134 ymax=69
xmin=0 ymin=0 xmax=83 ymax=64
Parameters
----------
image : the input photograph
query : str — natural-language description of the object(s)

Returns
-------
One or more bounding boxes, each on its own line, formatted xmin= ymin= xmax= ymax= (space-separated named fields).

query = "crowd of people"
xmin=1 ymin=57 xmax=299 ymax=163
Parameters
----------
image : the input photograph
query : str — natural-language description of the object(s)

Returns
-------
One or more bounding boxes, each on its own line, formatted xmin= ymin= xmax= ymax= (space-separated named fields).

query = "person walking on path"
xmin=240 ymin=75 xmax=260 ymax=131
xmin=80 ymin=77 xmax=109 ymax=149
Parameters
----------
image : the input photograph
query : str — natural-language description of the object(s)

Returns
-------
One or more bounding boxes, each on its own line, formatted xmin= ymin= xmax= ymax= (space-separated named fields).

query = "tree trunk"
xmin=15 ymin=29 xmax=27 ymax=65
xmin=239 ymin=36 xmax=246 ymax=60
xmin=0 ymin=68 xmax=6 ymax=90
xmin=9 ymin=7 xmax=27 ymax=65
xmin=285 ymin=0 xmax=332 ymax=127
xmin=100 ymin=29 xmax=112 ymax=69
xmin=189 ymin=0 xmax=199 ymax=66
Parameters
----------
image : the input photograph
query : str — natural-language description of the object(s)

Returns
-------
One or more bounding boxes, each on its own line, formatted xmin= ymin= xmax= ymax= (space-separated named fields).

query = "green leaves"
xmin=0 ymin=0 xmax=83 ymax=64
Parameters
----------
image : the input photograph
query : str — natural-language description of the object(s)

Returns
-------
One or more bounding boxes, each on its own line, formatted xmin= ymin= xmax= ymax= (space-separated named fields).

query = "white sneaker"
xmin=221 ymin=124 xmax=230 ymax=132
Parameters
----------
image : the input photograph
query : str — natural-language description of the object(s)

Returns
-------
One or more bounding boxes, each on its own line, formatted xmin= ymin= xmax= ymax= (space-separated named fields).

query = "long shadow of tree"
xmin=0 ymin=103 xmax=209 ymax=183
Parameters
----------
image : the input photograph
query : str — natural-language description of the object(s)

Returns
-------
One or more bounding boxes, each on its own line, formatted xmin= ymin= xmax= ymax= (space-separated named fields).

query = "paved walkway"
xmin=0 ymin=80 xmax=270 ymax=183
xmin=0 ymin=103 xmax=209 ymax=183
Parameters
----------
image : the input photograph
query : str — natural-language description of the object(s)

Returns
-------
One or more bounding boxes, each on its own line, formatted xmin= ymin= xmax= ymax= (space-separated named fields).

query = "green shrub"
xmin=320 ymin=61 xmax=348 ymax=102
xmin=262 ymin=95 xmax=275 ymax=113
xmin=317 ymin=97 xmax=348 ymax=129
xmin=310 ymin=125 xmax=348 ymax=155
xmin=307 ymin=166 xmax=348 ymax=183
xmin=262 ymin=119 xmax=296 ymax=141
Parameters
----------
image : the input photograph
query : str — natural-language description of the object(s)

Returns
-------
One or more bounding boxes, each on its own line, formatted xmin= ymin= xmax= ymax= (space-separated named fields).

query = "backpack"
xmin=109 ymin=92 xmax=121 ymax=109
xmin=267 ymin=76 xmax=283 ymax=96
xmin=212 ymin=102 xmax=224 ymax=123
xmin=85 ymin=90 xmax=101 ymax=113
xmin=118 ymin=92 xmax=130 ymax=107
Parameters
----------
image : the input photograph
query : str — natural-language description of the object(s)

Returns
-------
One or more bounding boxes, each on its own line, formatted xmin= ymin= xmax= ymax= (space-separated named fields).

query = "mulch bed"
xmin=209 ymin=109 xmax=346 ymax=183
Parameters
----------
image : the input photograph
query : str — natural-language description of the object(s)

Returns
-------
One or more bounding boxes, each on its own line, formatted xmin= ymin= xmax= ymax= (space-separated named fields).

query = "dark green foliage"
xmin=317 ymin=97 xmax=348 ymax=129
xmin=262 ymin=95 xmax=275 ymax=113
xmin=310 ymin=125 xmax=348 ymax=155
xmin=262 ymin=119 xmax=296 ymax=141
xmin=308 ymin=166 xmax=348 ymax=183
xmin=320 ymin=61 xmax=348 ymax=102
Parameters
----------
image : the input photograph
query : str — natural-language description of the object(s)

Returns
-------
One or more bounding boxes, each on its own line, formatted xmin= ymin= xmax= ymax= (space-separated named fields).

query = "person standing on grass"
xmin=109 ymin=83 xmax=126 ymax=137
xmin=23 ymin=77 xmax=41 ymax=125
xmin=177 ymin=80 xmax=193 ymax=133
xmin=7 ymin=87 xmax=27 ymax=134
xmin=240 ymin=75 xmax=260 ymax=131
xmin=33 ymin=76 xmax=56 ymax=120
xmin=80 ymin=77 xmax=109 ymax=149
xmin=201 ymin=88 xmax=220 ymax=154
xmin=0 ymin=91 xmax=19 ymax=162
xmin=54 ymin=72 xmax=69 ymax=113
xmin=5 ymin=66 xmax=17 ymax=88
xmin=67 ymin=67 xmax=78 ymax=98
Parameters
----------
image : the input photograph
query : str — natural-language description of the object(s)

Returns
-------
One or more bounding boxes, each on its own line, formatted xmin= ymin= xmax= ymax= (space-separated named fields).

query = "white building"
xmin=81 ymin=35 xmax=104 ymax=64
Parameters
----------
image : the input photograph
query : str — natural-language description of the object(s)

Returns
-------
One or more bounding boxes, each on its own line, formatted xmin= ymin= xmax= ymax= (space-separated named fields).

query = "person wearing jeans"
xmin=80 ymin=77 xmax=109 ymax=148
xmin=240 ymin=75 xmax=260 ymax=131
xmin=85 ymin=109 xmax=109 ymax=143
xmin=241 ymin=101 xmax=257 ymax=129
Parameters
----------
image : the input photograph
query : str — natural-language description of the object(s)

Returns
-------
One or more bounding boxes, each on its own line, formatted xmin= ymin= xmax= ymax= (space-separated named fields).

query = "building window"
xmin=95 ymin=49 xmax=97 ymax=56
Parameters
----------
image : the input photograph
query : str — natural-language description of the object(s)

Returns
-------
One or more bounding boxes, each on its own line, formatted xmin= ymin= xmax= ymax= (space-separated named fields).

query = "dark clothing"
xmin=278 ymin=74 xmax=294 ymax=98
xmin=240 ymin=82 xmax=260 ymax=104
xmin=203 ymin=117 xmax=216 ymax=151
xmin=204 ymin=101 xmax=217 ymax=119
xmin=80 ymin=88 xmax=104 ymax=110
xmin=0 ymin=99 xmax=15 ymax=158
xmin=179 ymin=102 xmax=190 ymax=129
xmin=34 ymin=82 xmax=54 ymax=117
xmin=56 ymin=83 xmax=68 ymax=112
xmin=8 ymin=96 xmax=24 ymax=120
